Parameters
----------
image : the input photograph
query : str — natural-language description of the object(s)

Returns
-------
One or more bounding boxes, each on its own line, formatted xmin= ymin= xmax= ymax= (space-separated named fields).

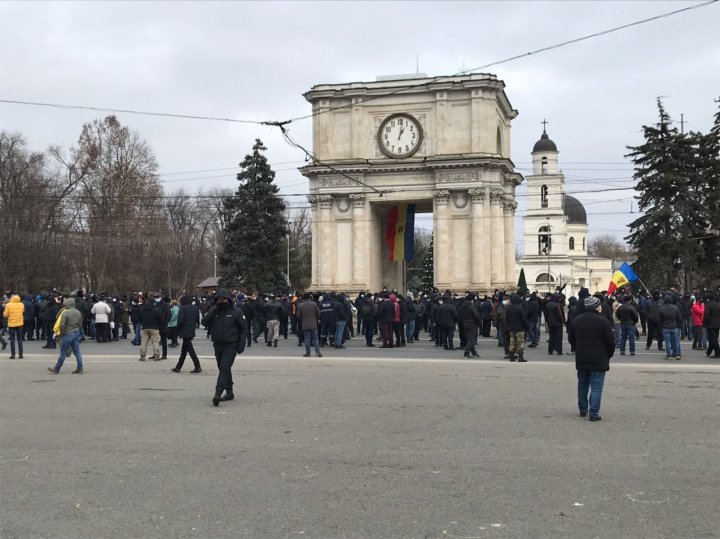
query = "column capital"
xmin=503 ymin=196 xmax=518 ymax=214
xmin=317 ymin=194 xmax=333 ymax=209
xmin=349 ymin=193 xmax=366 ymax=208
xmin=489 ymin=190 xmax=504 ymax=204
xmin=469 ymin=188 xmax=485 ymax=203
xmin=434 ymin=189 xmax=450 ymax=205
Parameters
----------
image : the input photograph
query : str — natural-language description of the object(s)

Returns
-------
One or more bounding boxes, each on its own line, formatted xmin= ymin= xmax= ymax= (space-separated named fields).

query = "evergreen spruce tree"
xmin=219 ymin=139 xmax=288 ymax=292
xmin=420 ymin=238 xmax=434 ymax=292
xmin=697 ymin=99 xmax=720 ymax=285
xmin=625 ymin=100 xmax=707 ymax=288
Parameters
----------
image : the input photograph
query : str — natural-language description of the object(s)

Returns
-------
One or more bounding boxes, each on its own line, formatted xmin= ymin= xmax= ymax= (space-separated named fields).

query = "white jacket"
xmin=91 ymin=301 xmax=111 ymax=324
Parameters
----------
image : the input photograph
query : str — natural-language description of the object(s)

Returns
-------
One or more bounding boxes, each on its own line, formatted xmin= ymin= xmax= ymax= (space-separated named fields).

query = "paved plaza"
xmin=1 ymin=334 xmax=719 ymax=538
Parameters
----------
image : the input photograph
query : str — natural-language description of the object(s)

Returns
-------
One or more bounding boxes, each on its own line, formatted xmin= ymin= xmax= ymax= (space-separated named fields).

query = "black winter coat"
xmin=617 ymin=304 xmax=639 ymax=325
xmin=569 ymin=310 xmax=615 ymax=371
xmin=703 ymin=300 xmax=720 ymax=329
xmin=139 ymin=303 xmax=162 ymax=330
xmin=377 ymin=300 xmax=395 ymax=324
xmin=437 ymin=303 xmax=458 ymax=328
xmin=545 ymin=301 xmax=565 ymax=327
xmin=202 ymin=304 xmax=248 ymax=345
xmin=177 ymin=304 xmax=200 ymax=338
xmin=461 ymin=301 xmax=482 ymax=328
xmin=505 ymin=304 xmax=529 ymax=332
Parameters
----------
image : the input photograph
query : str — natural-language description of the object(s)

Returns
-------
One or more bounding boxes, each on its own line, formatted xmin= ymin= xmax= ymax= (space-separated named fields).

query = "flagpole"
xmin=637 ymin=278 xmax=652 ymax=294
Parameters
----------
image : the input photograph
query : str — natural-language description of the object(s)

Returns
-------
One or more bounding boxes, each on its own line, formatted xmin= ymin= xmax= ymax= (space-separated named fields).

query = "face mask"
xmin=155 ymin=298 xmax=161 ymax=304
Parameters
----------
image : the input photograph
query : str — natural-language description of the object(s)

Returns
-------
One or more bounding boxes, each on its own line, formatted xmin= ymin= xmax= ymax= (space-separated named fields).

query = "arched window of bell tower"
xmin=540 ymin=185 xmax=548 ymax=208
xmin=569 ymin=237 xmax=575 ymax=250
xmin=541 ymin=157 xmax=548 ymax=174
xmin=496 ymin=127 xmax=503 ymax=155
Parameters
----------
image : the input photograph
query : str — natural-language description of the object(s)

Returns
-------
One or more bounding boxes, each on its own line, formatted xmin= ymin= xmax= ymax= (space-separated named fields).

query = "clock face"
xmin=378 ymin=113 xmax=423 ymax=158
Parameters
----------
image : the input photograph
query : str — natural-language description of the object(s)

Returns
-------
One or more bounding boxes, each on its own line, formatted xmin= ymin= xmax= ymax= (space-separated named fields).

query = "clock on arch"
xmin=377 ymin=113 xmax=423 ymax=158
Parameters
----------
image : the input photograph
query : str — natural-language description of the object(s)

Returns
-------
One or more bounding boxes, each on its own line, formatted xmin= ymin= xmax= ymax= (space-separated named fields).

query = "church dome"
xmin=532 ymin=131 xmax=557 ymax=153
xmin=563 ymin=194 xmax=587 ymax=224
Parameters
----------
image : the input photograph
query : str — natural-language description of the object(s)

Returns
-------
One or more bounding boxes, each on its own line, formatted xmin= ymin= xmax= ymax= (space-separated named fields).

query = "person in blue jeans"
xmin=48 ymin=298 xmax=84 ymax=374
xmin=568 ymin=296 xmax=615 ymax=422
xmin=659 ymin=294 xmax=683 ymax=360
xmin=616 ymin=295 xmax=639 ymax=355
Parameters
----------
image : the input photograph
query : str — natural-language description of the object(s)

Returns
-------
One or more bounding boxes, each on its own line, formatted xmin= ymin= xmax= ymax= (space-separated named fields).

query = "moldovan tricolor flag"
xmin=607 ymin=262 xmax=639 ymax=295
xmin=386 ymin=204 xmax=416 ymax=261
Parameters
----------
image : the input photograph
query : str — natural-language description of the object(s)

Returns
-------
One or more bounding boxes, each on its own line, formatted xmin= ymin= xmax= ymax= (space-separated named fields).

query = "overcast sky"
xmin=1 ymin=1 xmax=718 ymax=255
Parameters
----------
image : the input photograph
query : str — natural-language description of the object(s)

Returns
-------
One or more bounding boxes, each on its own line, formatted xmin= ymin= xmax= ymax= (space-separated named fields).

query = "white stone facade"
xmin=518 ymin=131 xmax=613 ymax=296
xmin=302 ymin=74 xmax=524 ymax=293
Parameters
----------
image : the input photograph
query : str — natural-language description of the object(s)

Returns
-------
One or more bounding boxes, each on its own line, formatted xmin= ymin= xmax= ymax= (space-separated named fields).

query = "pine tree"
xmin=696 ymin=99 xmax=720 ymax=285
xmin=625 ymin=99 xmax=707 ymax=288
xmin=219 ymin=139 xmax=288 ymax=292
xmin=420 ymin=237 xmax=434 ymax=292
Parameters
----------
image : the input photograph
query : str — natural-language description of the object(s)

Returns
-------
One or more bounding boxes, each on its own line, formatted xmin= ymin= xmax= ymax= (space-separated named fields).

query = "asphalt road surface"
xmin=1 ymin=332 xmax=719 ymax=538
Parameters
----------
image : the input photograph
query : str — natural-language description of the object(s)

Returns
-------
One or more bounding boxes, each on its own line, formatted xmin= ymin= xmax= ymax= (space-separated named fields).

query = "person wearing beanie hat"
xmin=568 ymin=295 xmax=615 ymax=421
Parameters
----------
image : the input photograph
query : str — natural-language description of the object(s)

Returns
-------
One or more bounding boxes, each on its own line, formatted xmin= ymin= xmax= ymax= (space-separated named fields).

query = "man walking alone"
xmin=568 ymin=296 xmax=615 ymax=422
xmin=202 ymin=289 xmax=248 ymax=407
xmin=48 ymin=298 xmax=84 ymax=374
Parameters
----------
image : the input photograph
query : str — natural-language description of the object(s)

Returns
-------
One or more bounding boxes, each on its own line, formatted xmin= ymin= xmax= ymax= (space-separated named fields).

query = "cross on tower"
xmin=541 ymin=119 xmax=548 ymax=133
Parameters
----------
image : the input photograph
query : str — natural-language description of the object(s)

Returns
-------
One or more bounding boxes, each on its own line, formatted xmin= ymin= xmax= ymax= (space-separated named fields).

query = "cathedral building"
xmin=517 ymin=128 xmax=614 ymax=297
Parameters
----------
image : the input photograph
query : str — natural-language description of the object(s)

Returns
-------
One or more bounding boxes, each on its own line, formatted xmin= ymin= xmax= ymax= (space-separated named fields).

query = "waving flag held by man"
xmin=607 ymin=262 xmax=640 ymax=294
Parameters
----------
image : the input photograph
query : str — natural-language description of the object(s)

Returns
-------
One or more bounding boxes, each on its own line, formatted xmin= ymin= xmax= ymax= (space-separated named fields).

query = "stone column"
xmin=489 ymin=190 xmax=505 ymax=286
xmin=317 ymin=195 xmax=333 ymax=288
xmin=469 ymin=188 xmax=486 ymax=289
xmin=350 ymin=193 xmax=366 ymax=289
xmin=433 ymin=190 xmax=450 ymax=288
xmin=308 ymin=195 xmax=320 ymax=289
xmin=503 ymin=196 xmax=518 ymax=287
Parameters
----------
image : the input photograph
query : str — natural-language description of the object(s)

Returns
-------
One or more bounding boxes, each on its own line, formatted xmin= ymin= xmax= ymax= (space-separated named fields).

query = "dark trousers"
xmin=320 ymin=320 xmax=335 ymax=345
xmin=646 ymin=320 xmax=663 ymax=349
xmin=23 ymin=320 xmax=34 ymax=340
xmin=363 ymin=319 xmax=375 ymax=345
xmin=548 ymin=325 xmax=563 ymax=354
xmin=481 ymin=319 xmax=492 ymax=338
xmin=440 ymin=326 xmax=455 ymax=349
xmin=707 ymin=328 xmax=720 ymax=357
xmin=95 ymin=322 xmax=110 ymax=343
xmin=177 ymin=337 xmax=200 ymax=370
xmin=381 ymin=322 xmax=394 ymax=347
xmin=160 ymin=333 xmax=168 ymax=357
xmin=213 ymin=342 xmax=236 ymax=391
xmin=357 ymin=316 xmax=363 ymax=336
xmin=280 ymin=317 xmax=288 ymax=339
xmin=639 ymin=313 xmax=647 ymax=334
xmin=464 ymin=324 xmax=478 ymax=356
xmin=393 ymin=322 xmax=404 ymax=346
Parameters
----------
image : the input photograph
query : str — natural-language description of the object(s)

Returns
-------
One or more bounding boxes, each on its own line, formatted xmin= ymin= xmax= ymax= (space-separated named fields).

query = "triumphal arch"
xmin=301 ymin=73 xmax=523 ymax=293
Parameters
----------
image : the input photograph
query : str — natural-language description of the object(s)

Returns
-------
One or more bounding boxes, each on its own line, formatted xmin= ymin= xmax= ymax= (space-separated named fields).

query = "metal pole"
xmin=547 ymin=221 xmax=551 ymax=293
xmin=287 ymin=234 xmax=290 ymax=289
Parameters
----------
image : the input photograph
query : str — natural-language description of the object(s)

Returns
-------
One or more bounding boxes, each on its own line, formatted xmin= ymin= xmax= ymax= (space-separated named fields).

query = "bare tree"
xmin=587 ymin=234 xmax=635 ymax=260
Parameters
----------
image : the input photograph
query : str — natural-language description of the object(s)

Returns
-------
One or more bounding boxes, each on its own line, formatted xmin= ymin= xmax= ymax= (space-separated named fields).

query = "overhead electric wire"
xmin=280 ymin=0 xmax=717 ymax=125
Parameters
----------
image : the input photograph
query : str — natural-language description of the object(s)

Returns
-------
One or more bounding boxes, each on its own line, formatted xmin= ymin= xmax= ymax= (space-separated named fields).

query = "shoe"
xmin=18 ymin=354 xmax=23 ymax=359
xmin=664 ymin=356 xmax=673 ymax=360
xmin=620 ymin=351 xmax=625 ymax=355
xmin=463 ymin=353 xmax=471 ymax=358
xmin=266 ymin=342 xmax=272 ymax=347
xmin=190 ymin=368 xmax=202 ymax=373
xmin=367 ymin=343 xmax=376 ymax=347
xmin=335 ymin=345 xmax=345 ymax=349
xmin=171 ymin=367 xmax=181 ymax=373
xmin=316 ymin=352 xmax=322 ymax=357
xmin=9 ymin=355 xmax=15 ymax=359
xmin=518 ymin=353 xmax=526 ymax=363
xmin=212 ymin=390 xmax=223 ymax=407
xmin=152 ymin=355 xmax=161 ymax=361
xmin=160 ymin=355 xmax=167 ymax=360
xmin=472 ymin=354 xmax=480 ymax=358
xmin=303 ymin=353 xmax=310 ymax=357
xmin=139 ymin=356 xmax=146 ymax=361
xmin=42 ymin=345 xmax=50 ymax=349
xmin=71 ymin=369 xmax=83 ymax=374
xmin=220 ymin=390 xmax=234 ymax=402
xmin=579 ymin=411 xmax=587 ymax=417
xmin=1 ymin=342 xmax=5 ymax=351
xmin=589 ymin=415 xmax=602 ymax=422
xmin=273 ymin=340 xmax=278 ymax=347
xmin=675 ymin=356 xmax=682 ymax=360
xmin=47 ymin=367 xmax=59 ymax=374
xmin=630 ymin=352 xmax=636 ymax=356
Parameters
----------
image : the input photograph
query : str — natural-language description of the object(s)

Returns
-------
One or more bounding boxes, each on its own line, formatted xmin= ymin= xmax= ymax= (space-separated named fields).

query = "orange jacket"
xmin=3 ymin=295 xmax=25 ymax=328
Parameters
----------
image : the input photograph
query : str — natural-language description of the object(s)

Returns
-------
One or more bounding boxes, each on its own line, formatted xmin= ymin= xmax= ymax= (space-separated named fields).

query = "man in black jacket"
xmin=545 ymin=294 xmax=565 ymax=356
xmin=461 ymin=293 xmax=482 ymax=358
xmin=569 ymin=296 xmax=615 ymax=421
xmin=616 ymin=295 xmax=639 ymax=356
xmin=505 ymin=294 xmax=530 ymax=362
xmin=703 ymin=293 xmax=720 ymax=358
xmin=437 ymin=297 xmax=459 ymax=350
xmin=139 ymin=298 xmax=162 ymax=361
xmin=201 ymin=288 xmax=248 ymax=406
xmin=171 ymin=295 xmax=202 ymax=373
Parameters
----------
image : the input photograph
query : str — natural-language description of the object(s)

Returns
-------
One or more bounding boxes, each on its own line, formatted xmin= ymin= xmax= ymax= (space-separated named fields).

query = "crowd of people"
xmin=2 ymin=284 xmax=719 ymax=409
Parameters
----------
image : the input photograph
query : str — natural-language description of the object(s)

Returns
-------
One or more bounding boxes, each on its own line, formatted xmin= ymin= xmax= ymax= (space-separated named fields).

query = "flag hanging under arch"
xmin=386 ymin=204 xmax=416 ymax=261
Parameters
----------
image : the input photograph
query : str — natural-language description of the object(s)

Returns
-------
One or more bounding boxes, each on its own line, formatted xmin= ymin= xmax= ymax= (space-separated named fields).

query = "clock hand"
xmin=397 ymin=127 xmax=405 ymax=140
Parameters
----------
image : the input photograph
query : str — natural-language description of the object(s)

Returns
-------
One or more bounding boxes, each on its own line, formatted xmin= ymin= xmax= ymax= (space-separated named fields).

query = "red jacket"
xmin=691 ymin=302 xmax=705 ymax=327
